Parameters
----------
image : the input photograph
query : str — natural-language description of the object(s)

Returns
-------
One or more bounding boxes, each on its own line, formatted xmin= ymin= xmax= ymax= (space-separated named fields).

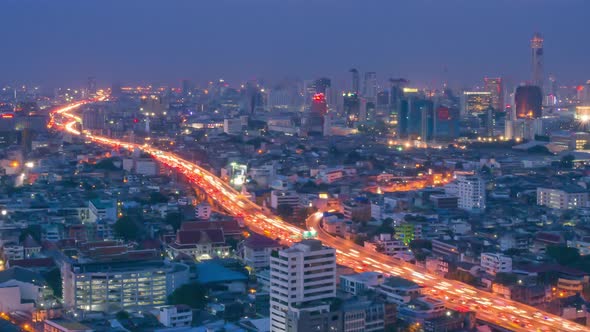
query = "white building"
xmin=122 ymin=157 xmax=159 ymax=176
xmin=224 ymin=118 xmax=243 ymax=135
xmin=269 ymin=240 xmax=336 ymax=332
xmin=448 ymin=175 xmax=486 ymax=212
xmin=239 ymin=234 xmax=282 ymax=270
xmin=195 ymin=203 xmax=212 ymax=220
xmin=480 ymin=253 xmax=512 ymax=276
xmin=249 ymin=164 xmax=276 ymax=188
xmin=62 ymin=259 xmax=189 ymax=313
xmin=88 ymin=199 xmax=117 ymax=223
xmin=537 ymin=187 xmax=589 ymax=210
xmin=270 ymin=190 xmax=300 ymax=210
xmin=340 ymin=272 xmax=384 ymax=296
xmin=364 ymin=234 xmax=408 ymax=256
xmin=157 ymin=305 xmax=192 ymax=328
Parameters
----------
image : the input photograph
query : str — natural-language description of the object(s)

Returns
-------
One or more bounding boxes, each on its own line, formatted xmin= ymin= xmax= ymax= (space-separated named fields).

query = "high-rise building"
xmin=181 ymin=79 xmax=194 ymax=97
xmin=484 ymin=77 xmax=504 ymax=112
xmin=343 ymin=92 xmax=360 ymax=127
xmin=363 ymin=72 xmax=377 ymax=100
xmin=514 ymin=85 xmax=543 ymax=119
xmin=433 ymin=106 xmax=460 ymax=140
xmin=460 ymin=91 xmax=492 ymax=118
xmin=455 ymin=175 xmax=486 ymax=212
xmin=87 ymin=77 xmax=97 ymax=95
xmin=269 ymin=239 xmax=336 ymax=332
xmin=531 ymin=32 xmax=544 ymax=88
xmin=398 ymin=98 xmax=434 ymax=140
xmin=350 ymin=68 xmax=360 ymax=94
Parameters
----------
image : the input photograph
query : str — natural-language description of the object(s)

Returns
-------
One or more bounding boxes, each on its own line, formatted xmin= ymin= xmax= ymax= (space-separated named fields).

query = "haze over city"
xmin=1 ymin=0 xmax=590 ymax=88
xmin=2 ymin=1 xmax=590 ymax=332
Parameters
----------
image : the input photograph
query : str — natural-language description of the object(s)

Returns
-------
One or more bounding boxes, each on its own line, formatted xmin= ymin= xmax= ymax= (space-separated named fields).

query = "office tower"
xmin=87 ymin=77 xmax=97 ymax=95
xmin=398 ymin=98 xmax=434 ymax=140
xmin=389 ymin=78 xmax=408 ymax=107
xmin=531 ymin=32 xmax=544 ymax=88
xmin=460 ymin=92 xmax=492 ymax=118
xmin=363 ymin=72 xmax=377 ymax=100
xmin=455 ymin=174 xmax=486 ymax=213
xmin=269 ymin=239 xmax=336 ymax=332
xmin=350 ymin=68 xmax=360 ymax=94
xmin=484 ymin=77 xmax=504 ymax=112
xmin=313 ymin=78 xmax=331 ymax=95
xmin=484 ymin=106 xmax=495 ymax=137
xmin=433 ymin=106 xmax=460 ymax=140
xmin=343 ymin=92 xmax=360 ymax=127
xmin=377 ymin=91 xmax=389 ymax=107
xmin=181 ymin=79 xmax=194 ymax=97
xmin=515 ymin=85 xmax=543 ymax=119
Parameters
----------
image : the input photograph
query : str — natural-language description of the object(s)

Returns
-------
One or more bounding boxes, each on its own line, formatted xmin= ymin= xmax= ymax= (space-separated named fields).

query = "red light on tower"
xmin=133 ymin=118 xmax=139 ymax=123
xmin=1 ymin=113 xmax=14 ymax=119
xmin=312 ymin=93 xmax=325 ymax=102
xmin=577 ymin=85 xmax=584 ymax=92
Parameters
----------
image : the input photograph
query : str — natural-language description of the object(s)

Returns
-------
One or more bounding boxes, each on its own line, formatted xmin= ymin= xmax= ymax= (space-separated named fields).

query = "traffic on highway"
xmin=50 ymin=100 xmax=589 ymax=332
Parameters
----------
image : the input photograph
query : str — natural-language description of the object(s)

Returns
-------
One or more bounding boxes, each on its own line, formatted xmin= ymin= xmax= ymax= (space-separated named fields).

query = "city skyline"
xmin=0 ymin=0 xmax=589 ymax=88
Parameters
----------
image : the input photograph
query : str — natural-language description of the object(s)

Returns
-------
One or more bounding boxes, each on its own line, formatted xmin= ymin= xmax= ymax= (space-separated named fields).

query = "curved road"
xmin=50 ymin=101 xmax=587 ymax=332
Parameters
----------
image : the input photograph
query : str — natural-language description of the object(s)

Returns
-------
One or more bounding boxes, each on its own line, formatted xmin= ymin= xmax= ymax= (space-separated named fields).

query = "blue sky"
xmin=0 ymin=0 xmax=588 ymax=89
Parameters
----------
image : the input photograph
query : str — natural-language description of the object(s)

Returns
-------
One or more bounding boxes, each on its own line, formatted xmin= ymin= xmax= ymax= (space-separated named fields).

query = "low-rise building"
xmin=239 ymin=233 xmax=282 ymax=270
xmin=157 ymin=305 xmax=192 ymax=327
xmin=480 ymin=253 xmax=512 ymax=276
xmin=340 ymin=272 xmax=384 ymax=296
xmin=537 ymin=187 xmax=589 ymax=210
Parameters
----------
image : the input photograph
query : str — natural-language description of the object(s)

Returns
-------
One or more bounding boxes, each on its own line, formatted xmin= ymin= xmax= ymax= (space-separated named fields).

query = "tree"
xmin=276 ymin=204 xmax=294 ymax=218
xmin=494 ymin=272 xmax=518 ymax=286
xmin=165 ymin=212 xmax=183 ymax=231
xmin=114 ymin=216 xmax=141 ymax=241
xmin=167 ymin=283 xmax=207 ymax=309
xmin=546 ymin=245 xmax=580 ymax=265
xmin=409 ymin=239 xmax=432 ymax=251
xmin=42 ymin=267 xmax=62 ymax=298
xmin=19 ymin=225 xmax=42 ymax=244
xmin=116 ymin=310 xmax=130 ymax=320
xmin=149 ymin=192 xmax=168 ymax=204
xmin=560 ymin=154 xmax=575 ymax=169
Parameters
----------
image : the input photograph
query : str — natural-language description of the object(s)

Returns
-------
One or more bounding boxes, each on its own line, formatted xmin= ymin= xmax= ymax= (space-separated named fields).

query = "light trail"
xmin=51 ymin=100 xmax=588 ymax=332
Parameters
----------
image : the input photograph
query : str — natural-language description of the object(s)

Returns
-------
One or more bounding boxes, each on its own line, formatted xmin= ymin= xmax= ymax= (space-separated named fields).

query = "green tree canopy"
xmin=114 ymin=216 xmax=141 ymax=241
xmin=167 ymin=283 xmax=207 ymax=309
xmin=546 ymin=245 xmax=580 ymax=265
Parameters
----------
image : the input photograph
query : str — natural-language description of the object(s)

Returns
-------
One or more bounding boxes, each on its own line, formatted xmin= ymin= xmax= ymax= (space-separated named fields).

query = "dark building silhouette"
xmin=515 ymin=85 xmax=543 ymax=119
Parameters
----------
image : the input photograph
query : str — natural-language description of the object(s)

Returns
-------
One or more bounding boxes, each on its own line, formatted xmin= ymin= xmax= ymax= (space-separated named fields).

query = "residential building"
xmin=480 ymin=253 xmax=512 ymax=276
xmin=195 ymin=202 xmax=212 ymax=220
xmin=269 ymin=239 xmax=336 ymax=332
xmin=270 ymin=190 xmax=300 ymax=210
xmin=449 ymin=175 xmax=486 ymax=212
xmin=239 ymin=233 xmax=282 ymax=270
xmin=364 ymin=234 xmax=408 ymax=256
xmin=44 ymin=319 xmax=93 ymax=332
xmin=375 ymin=276 xmax=422 ymax=305
xmin=88 ymin=199 xmax=117 ymax=223
xmin=340 ymin=272 xmax=384 ymax=296
xmin=158 ymin=305 xmax=192 ymax=327
xmin=537 ymin=187 xmax=589 ymax=210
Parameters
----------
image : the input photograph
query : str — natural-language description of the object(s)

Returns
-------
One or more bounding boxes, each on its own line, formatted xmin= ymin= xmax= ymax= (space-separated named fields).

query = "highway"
xmin=50 ymin=100 xmax=588 ymax=332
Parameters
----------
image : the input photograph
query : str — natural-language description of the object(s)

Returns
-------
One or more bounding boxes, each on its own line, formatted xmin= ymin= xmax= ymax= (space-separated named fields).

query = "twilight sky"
xmin=0 ymin=0 xmax=589 ymax=89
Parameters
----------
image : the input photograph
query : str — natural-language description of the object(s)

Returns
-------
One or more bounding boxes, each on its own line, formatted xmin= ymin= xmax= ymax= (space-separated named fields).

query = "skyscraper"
xmin=531 ymin=32 xmax=544 ymax=88
xmin=350 ymin=68 xmax=360 ymax=94
xmin=514 ymin=85 xmax=543 ymax=119
xmin=87 ymin=77 xmax=97 ymax=95
xmin=484 ymin=77 xmax=504 ymax=112
xmin=460 ymin=91 xmax=492 ymax=117
xmin=363 ymin=72 xmax=377 ymax=100
xmin=269 ymin=240 xmax=336 ymax=332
